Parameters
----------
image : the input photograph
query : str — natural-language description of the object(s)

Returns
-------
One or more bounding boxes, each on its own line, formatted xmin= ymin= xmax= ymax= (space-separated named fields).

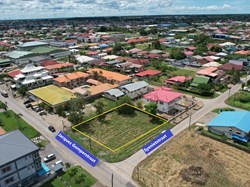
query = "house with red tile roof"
xmin=166 ymin=76 xmax=193 ymax=85
xmin=7 ymin=69 xmax=21 ymax=78
xmin=44 ymin=63 xmax=74 ymax=74
xmin=54 ymin=71 xmax=89 ymax=89
xmin=41 ymin=60 xmax=58 ymax=67
xmin=197 ymin=67 xmax=218 ymax=78
xmin=143 ymin=87 xmax=183 ymax=113
xmin=218 ymin=63 xmax=243 ymax=71
xmin=135 ymin=69 xmax=162 ymax=78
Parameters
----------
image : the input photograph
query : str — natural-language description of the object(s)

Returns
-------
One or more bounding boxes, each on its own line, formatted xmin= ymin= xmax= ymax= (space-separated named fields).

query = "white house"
xmin=143 ymin=87 xmax=183 ymax=113
xmin=14 ymin=64 xmax=53 ymax=89
xmin=120 ymin=81 xmax=149 ymax=99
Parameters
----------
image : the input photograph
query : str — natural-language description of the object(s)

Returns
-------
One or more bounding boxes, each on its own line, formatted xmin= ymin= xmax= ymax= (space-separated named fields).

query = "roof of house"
xmin=0 ymin=130 xmax=39 ymax=166
xmin=120 ymin=81 xmax=148 ymax=92
xmin=234 ymin=50 xmax=250 ymax=55
xmin=87 ymin=68 xmax=131 ymax=83
xmin=18 ymin=41 xmax=48 ymax=48
xmin=21 ymin=64 xmax=44 ymax=73
xmin=166 ymin=76 xmax=193 ymax=83
xmin=29 ymin=85 xmax=76 ymax=106
xmin=54 ymin=72 xmax=89 ymax=83
xmin=191 ymin=75 xmax=210 ymax=87
xmin=202 ymin=61 xmax=221 ymax=68
xmin=6 ymin=50 xmax=34 ymax=59
xmin=218 ymin=63 xmax=243 ymax=71
xmin=208 ymin=111 xmax=250 ymax=133
xmin=88 ymin=83 xmax=119 ymax=96
xmin=0 ymin=58 xmax=11 ymax=65
xmin=143 ymin=87 xmax=183 ymax=103
xmin=31 ymin=46 xmax=62 ymax=54
xmin=197 ymin=67 xmax=218 ymax=77
xmin=41 ymin=60 xmax=59 ymax=67
xmin=104 ymin=88 xmax=124 ymax=97
xmin=135 ymin=69 xmax=161 ymax=77
xmin=7 ymin=69 xmax=21 ymax=78
xmin=44 ymin=63 xmax=74 ymax=71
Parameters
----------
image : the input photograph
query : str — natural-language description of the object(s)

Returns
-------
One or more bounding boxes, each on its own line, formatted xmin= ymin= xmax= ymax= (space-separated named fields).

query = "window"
xmin=2 ymin=166 xmax=11 ymax=173
xmin=236 ymin=131 xmax=241 ymax=135
xmin=159 ymin=101 xmax=164 ymax=105
xmin=5 ymin=177 xmax=14 ymax=184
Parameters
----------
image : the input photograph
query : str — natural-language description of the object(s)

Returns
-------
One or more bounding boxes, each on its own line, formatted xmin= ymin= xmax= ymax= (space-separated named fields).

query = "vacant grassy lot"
xmin=133 ymin=130 xmax=250 ymax=187
xmin=67 ymin=105 xmax=172 ymax=162
xmin=226 ymin=91 xmax=250 ymax=110
xmin=0 ymin=110 xmax=40 ymax=139
xmin=42 ymin=166 xmax=96 ymax=187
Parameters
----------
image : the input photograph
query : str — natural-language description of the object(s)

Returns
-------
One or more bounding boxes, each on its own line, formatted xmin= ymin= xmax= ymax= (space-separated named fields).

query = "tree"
xmin=116 ymin=96 xmax=135 ymax=115
xmin=152 ymin=40 xmax=161 ymax=50
xmin=137 ymin=101 xmax=143 ymax=109
xmin=197 ymin=83 xmax=214 ymax=96
xmin=210 ymin=45 xmax=222 ymax=52
xmin=144 ymin=102 xmax=157 ymax=115
xmin=75 ymin=173 xmax=86 ymax=184
xmin=94 ymin=100 xmax=104 ymax=115
xmin=17 ymin=86 xmax=27 ymax=97
xmin=170 ymin=49 xmax=185 ymax=60
xmin=113 ymin=42 xmax=123 ymax=54
xmin=0 ymin=118 xmax=3 ymax=126
xmin=0 ymin=102 xmax=7 ymax=111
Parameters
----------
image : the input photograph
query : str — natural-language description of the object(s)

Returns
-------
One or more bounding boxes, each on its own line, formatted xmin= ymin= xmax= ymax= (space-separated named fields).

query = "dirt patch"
xmin=180 ymin=166 xmax=209 ymax=186
xmin=133 ymin=130 xmax=250 ymax=187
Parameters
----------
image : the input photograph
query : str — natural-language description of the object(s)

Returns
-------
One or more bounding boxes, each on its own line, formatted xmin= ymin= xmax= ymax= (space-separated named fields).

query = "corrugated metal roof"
xmin=0 ymin=130 xmax=39 ymax=166
xmin=208 ymin=111 xmax=250 ymax=133
xmin=120 ymin=81 xmax=148 ymax=92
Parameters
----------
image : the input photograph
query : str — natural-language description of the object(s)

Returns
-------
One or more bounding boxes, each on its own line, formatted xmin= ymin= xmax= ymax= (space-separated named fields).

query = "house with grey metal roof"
xmin=17 ymin=41 xmax=48 ymax=51
xmin=103 ymin=88 xmax=125 ymax=101
xmin=120 ymin=81 xmax=150 ymax=99
xmin=0 ymin=130 xmax=41 ymax=187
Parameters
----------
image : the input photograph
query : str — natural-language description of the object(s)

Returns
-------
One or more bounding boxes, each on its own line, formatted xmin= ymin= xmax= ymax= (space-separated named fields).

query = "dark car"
xmin=35 ymin=107 xmax=43 ymax=112
xmin=25 ymin=103 xmax=32 ymax=108
xmin=23 ymin=100 xmax=30 ymax=105
xmin=48 ymin=126 xmax=56 ymax=132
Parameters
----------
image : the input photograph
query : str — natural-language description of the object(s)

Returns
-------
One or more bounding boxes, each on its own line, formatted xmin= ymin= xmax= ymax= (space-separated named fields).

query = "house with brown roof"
xmin=87 ymin=68 xmax=132 ymax=85
xmin=44 ymin=63 xmax=74 ymax=74
xmin=54 ymin=71 xmax=89 ymax=89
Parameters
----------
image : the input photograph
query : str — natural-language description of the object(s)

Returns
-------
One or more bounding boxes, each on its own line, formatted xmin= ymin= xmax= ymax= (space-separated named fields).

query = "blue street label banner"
xmin=56 ymin=131 xmax=99 ymax=167
xmin=142 ymin=130 xmax=173 ymax=154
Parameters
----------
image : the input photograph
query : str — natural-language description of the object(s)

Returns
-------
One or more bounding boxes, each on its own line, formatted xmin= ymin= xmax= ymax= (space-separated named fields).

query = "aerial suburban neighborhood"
xmin=0 ymin=3 xmax=250 ymax=187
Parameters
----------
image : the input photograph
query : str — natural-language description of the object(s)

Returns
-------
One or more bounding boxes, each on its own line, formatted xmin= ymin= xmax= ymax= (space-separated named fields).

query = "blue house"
xmin=208 ymin=111 xmax=250 ymax=143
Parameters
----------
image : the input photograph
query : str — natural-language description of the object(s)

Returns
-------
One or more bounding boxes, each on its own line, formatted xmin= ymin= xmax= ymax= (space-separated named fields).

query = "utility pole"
xmin=189 ymin=113 xmax=192 ymax=130
xmin=111 ymin=173 xmax=114 ymax=187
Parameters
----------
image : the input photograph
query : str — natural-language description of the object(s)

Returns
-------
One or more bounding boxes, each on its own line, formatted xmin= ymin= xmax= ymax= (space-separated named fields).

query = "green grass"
xmin=135 ymin=43 xmax=150 ymax=50
xmin=226 ymin=91 xmax=250 ymax=110
xmin=176 ymin=88 xmax=220 ymax=99
xmin=42 ymin=166 xmax=96 ymax=187
xmin=66 ymin=105 xmax=173 ymax=162
xmin=0 ymin=110 xmax=40 ymax=139
xmin=212 ymin=107 xmax=235 ymax=114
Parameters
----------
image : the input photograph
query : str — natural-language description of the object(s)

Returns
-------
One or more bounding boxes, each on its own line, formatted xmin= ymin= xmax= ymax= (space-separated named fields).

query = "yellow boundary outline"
xmin=72 ymin=103 xmax=168 ymax=152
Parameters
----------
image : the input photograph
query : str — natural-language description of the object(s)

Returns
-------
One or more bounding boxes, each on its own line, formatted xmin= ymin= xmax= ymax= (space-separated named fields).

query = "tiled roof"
xmin=54 ymin=72 xmax=89 ymax=83
xmin=135 ymin=69 xmax=161 ymax=77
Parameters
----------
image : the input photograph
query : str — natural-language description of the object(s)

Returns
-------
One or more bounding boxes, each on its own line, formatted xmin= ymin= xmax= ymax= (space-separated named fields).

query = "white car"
xmin=52 ymin=160 xmax=63 ymax=167
xmin=43 ymin=153 xmax=56 ymax=162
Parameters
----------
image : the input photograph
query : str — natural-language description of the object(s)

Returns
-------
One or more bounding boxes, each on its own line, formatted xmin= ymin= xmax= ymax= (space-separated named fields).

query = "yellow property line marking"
xmin=72 ymin=103 xmax=169 ymax=152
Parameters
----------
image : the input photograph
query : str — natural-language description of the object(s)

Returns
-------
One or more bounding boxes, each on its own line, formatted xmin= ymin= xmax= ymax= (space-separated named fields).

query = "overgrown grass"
xmin=226 ymin=91 xmax=250 ymax=110
xmin=66 ymin=105 xmax=173 ymax=162
xmin=0 ymin=110 xmax=40 ymax=139
xmin=42 ymin=166 xmax=96 ymax=187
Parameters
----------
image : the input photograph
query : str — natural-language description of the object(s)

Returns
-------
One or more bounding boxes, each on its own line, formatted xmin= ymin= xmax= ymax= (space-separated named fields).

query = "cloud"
xmin=0 ymin=0 xmax=247 ymax=20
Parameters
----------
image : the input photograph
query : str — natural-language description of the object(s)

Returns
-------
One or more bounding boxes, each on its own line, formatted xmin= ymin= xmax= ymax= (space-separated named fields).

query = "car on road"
xmin=0 ymin=90 xmax=8 ymax=97
xmin=48 ymin=126 xmax=56 ymax=132
xmin=23 ymin=100 xmax=30 ymax=105
xmin=43 ymin=153 xmax=56 ymax=162
xmin=35 ymin=107 xmax=43 ymax=112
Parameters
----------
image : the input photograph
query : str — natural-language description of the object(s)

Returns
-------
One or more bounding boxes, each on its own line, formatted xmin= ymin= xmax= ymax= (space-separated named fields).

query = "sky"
xmin=0 ymin=0 xmax=249 ymax=20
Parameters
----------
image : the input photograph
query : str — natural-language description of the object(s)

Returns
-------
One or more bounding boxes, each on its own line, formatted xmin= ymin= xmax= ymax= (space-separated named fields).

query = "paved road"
xmin=0 ymin=75 xmax=248 ymax=187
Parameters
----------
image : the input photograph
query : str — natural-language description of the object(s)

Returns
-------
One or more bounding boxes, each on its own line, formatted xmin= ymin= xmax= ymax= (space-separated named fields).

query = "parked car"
xmin=43 ymin=153 xmax=56 ymax=162
xmin=39 ymin=110 xmax=47 ymax=115
xmin=25 ymin=103 xmax=32 ymax=108
xmin=23 ymin=100 xmax=30 ymax=105
xmin=52 ymin=160 xmax=63 ymax=167
xmin=35 ymin=107 xmax=43 ymax=112
xmin=0 ymin=91 xmax=8 ymax=98
xmin=48 ymin=126 xmax=56 ymax=132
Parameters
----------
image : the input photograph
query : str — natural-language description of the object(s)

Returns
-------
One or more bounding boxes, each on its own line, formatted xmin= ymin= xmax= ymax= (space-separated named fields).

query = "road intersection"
xmin=0 ymin=75 xmax=248 ymax=187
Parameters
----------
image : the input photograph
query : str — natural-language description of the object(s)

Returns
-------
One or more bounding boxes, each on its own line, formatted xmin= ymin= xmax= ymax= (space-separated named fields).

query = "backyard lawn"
xmin=226 ymin=91 xmax=250 ymax=110
xmin=0 ymin=110 xmax=40 ymax=139
xmin=42 ymin=166 xmax=96 ymax=187
xmin=67 ymin=105 xmax=173 ymax=162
